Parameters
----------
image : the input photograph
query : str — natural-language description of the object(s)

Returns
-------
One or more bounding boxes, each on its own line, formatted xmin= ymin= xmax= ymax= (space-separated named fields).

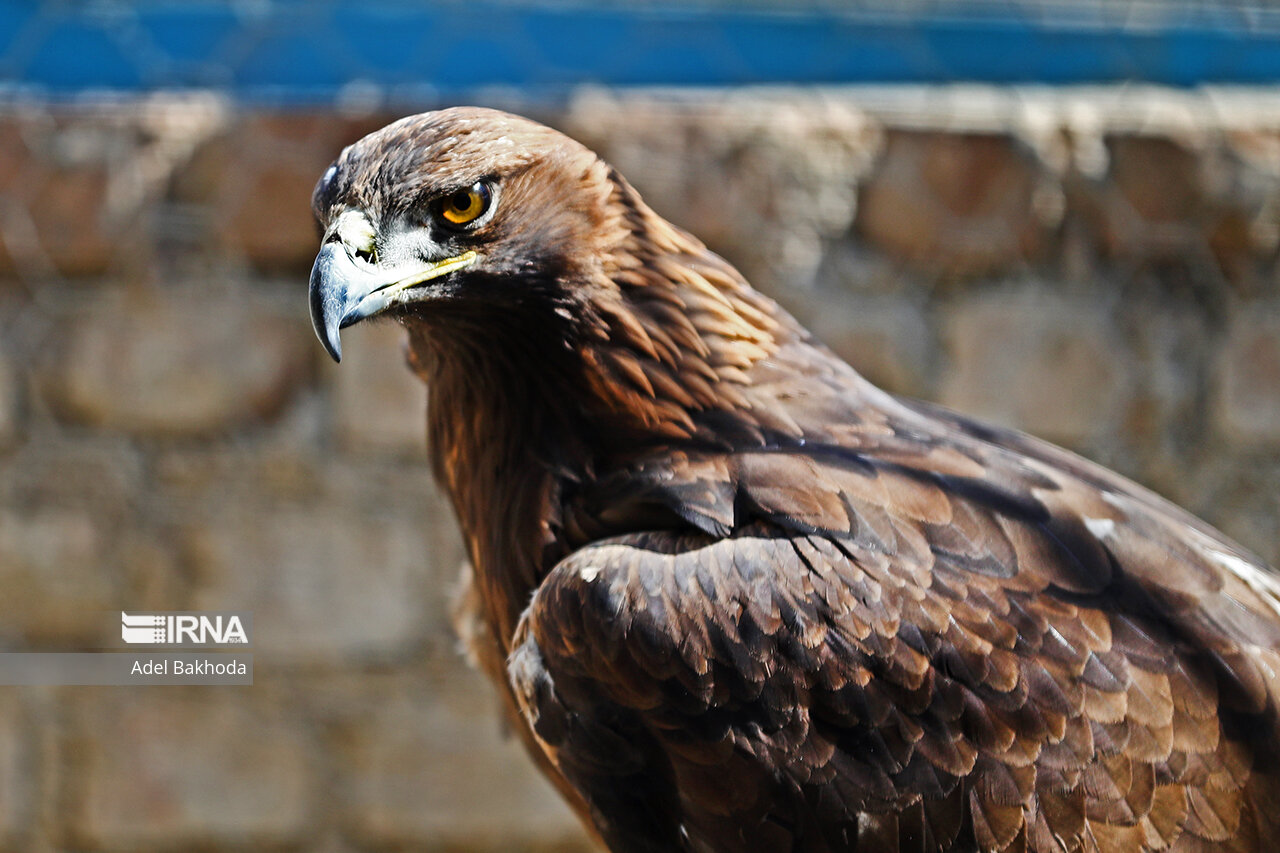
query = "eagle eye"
xmin=434 ymin=181 xmax=493 ymax=228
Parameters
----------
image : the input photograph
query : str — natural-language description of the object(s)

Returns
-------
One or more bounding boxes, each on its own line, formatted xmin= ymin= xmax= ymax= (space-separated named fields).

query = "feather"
xmin=312 ymin=106 xmax=1280 ymax=853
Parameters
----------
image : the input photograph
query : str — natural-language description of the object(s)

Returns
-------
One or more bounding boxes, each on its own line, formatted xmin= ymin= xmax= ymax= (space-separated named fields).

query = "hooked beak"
xmin=308 ymin=243 xmax=478 ymax=361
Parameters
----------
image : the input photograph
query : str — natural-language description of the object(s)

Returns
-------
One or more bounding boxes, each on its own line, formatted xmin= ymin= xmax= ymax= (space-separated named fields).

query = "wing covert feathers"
xmin=512 ymin=390 xmax=1280 ymax=852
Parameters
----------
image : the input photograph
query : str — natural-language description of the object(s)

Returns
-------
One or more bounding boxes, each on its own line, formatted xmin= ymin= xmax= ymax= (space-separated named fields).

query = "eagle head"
xmin=308 ymin=106 xmax=621 ymax=361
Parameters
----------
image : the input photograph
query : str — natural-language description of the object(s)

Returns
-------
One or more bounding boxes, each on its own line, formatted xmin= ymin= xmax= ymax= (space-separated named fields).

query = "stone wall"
xmin=0 ymin=86 xmax=1277 ymax=851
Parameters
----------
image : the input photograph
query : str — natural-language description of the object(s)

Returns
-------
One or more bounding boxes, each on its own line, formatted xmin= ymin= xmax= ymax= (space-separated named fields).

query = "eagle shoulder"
xmin=514 ymin=406 xmax=1280 ymax=852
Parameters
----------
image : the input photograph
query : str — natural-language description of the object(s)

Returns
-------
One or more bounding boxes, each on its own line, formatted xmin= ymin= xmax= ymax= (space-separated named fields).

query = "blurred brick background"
xmin=0 ymin=85 xmax=1279 ymax=851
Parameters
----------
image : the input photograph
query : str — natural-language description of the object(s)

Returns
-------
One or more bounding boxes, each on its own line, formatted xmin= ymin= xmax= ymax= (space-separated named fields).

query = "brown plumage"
xmin=308 ymin=107 xmax=1280 ymax=853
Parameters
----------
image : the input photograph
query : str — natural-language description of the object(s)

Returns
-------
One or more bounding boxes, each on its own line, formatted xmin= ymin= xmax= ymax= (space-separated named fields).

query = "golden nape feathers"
xmin=310 ymin=107 xmax=1280 ymax=853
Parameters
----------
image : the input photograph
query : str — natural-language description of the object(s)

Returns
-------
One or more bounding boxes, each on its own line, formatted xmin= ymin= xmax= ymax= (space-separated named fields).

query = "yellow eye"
xmin=436 ymin=182 xmax=492 ymax=226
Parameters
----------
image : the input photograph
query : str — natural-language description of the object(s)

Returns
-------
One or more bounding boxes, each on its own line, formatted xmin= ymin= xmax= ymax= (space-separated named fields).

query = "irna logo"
xmin=121 ymin=612 xmax=250 ymax=646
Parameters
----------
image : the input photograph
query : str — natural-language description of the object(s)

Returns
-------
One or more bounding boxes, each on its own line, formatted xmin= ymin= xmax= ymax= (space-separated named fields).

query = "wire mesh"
xmin=3 ymin=0 xmax=1280 ymax=103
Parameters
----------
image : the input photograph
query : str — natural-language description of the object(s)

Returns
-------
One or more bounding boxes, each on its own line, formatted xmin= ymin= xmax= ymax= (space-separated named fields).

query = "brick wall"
xmin=0 ymin=86 xmax=1277 ymax=850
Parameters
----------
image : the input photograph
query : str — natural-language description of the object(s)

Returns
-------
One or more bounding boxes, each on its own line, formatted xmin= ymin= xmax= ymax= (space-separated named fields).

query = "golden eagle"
xmin=308 ymin=107 xmax=1280 ymax=853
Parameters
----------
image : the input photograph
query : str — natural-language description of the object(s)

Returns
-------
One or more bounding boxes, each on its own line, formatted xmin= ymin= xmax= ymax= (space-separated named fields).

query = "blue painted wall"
xmin=0 ymin=1 xmax=1277 ymax=101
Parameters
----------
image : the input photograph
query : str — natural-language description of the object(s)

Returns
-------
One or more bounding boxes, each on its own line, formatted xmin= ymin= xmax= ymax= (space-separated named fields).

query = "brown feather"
xmin=312 ymin=107 xmax=1280 ymax=853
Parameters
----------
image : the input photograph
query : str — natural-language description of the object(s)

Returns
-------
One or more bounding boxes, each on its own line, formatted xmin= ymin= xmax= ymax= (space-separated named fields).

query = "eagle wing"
xmin=509 ymin=401 xmax=1280 ymax=853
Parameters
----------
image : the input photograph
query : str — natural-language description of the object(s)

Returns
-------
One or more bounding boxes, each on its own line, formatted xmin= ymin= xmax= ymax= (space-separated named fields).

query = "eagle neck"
xmin=407 ymin=308 xmax=596 ymax=647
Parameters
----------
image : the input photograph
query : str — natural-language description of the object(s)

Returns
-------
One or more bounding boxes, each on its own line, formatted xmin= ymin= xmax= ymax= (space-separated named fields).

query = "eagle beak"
xmin=308 ymin=242 xmax=478 ymax=362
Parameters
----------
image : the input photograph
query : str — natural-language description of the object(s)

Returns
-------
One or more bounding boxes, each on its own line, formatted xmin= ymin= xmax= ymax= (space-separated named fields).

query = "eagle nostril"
xmin=333 ymin=210 xmax=378 ymax=265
